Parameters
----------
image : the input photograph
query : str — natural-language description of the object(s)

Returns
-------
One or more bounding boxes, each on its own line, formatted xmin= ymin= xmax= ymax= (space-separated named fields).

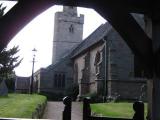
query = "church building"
xmin=33 ymin=6 xmax=84 ymax=96
xmin=32 ymin=6 xmax=147 ymax=101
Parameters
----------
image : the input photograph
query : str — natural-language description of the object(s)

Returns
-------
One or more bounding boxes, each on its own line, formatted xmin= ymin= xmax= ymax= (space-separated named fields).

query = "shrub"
xmin=6 ymin=78 xmax=15 ymax=93
xmin=106 ymin=93 xmax=120 ymax=102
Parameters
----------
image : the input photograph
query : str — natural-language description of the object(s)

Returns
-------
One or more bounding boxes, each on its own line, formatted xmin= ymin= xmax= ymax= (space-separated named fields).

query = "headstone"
xmin=0 ymin=80 xmax=8 ymax=96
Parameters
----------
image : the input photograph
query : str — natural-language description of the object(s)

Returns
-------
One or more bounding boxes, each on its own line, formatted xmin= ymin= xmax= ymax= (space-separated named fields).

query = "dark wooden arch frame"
xmin=1 ymin=0 xmax=160 ymax=119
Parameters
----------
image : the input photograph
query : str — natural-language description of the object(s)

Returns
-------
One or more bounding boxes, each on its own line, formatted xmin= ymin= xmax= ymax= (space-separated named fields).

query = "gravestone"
xmin=0 ymin=80 xmax=8 ymax=96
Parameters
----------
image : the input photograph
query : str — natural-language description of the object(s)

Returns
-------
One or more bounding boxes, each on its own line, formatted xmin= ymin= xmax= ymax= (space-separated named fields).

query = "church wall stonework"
xmin=107 ymin=29 xmax=134 ymax=80
xmin=106 ymin=29 xmax=146 ymax=100
xmin=49 ymin=59 xmax=73 ymax=91
xmin=89 ymin=44 xmax=105 ymax=94
xmin=108 ymin=80 xmax=147 ymax=101
xmin=106 ymin=14 xmax=147 ymax=101
xmin=74 ymin=54 xmax=86 ymax=96
xmin=35 ymin=57 xmax=74 ymax=95
xmin=74 ymin=43 xmax=105 ymax=97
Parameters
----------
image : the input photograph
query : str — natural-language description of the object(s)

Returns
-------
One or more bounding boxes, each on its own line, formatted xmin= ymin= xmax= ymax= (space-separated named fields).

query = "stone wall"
xmin=108 ymin=79 xmax=147 ymax=101
xmin=74 ymin=43 xmax=105 ymax=97
xmin=74 ymin=54 xmax=86 ymax=97
xmin=107 ymin=29 xmax=134 ymax=80
xmin=35 ymin=56 xmax=74 ymax=95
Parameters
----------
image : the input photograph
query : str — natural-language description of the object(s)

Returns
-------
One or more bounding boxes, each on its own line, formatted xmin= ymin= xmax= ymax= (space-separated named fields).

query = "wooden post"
xmin=83 ymin=97 xmax=91 ymax=120
xmin=133 ymin=101 xmax=144 ymax=120
xmin=143 ymin=16 xmax=152 ymax=120
xmin=152 ymin=16 xmax=160 ymax=120
xmin=63 ymin=96 xmax=72 ymax=120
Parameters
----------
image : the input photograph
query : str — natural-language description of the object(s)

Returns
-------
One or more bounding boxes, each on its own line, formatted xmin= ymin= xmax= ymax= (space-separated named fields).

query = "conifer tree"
xmin=0 ymin=4 xmax=22 ymax=92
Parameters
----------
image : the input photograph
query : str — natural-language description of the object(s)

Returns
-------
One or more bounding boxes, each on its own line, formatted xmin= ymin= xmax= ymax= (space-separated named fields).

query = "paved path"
xmin=43 ymin=102 xmax=82 ymax=120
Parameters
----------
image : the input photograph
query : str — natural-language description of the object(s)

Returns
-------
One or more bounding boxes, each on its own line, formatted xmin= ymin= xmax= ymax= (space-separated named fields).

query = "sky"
xmin=1 ymin=1 xmax=106 ymax=77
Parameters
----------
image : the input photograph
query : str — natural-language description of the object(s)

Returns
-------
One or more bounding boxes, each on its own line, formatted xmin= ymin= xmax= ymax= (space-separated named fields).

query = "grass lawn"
xmin=0 ymin=93 xmax=47 ymax=118
xmin=91 ymin=102 xmax=147 ymax=118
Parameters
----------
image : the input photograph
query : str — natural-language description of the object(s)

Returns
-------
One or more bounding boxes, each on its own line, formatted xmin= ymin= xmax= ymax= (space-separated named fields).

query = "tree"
xmin=0 ymin=46 xmax=23 ymax=92
xmin=0 ymin=46 xmax=23 ymax=79
xmin=0 ymin=4 xmax=22 ymax=92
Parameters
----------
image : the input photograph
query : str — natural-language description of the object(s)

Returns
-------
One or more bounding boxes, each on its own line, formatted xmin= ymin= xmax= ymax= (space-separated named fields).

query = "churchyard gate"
xmin=63 ymin=96 xmax=145 ymax=120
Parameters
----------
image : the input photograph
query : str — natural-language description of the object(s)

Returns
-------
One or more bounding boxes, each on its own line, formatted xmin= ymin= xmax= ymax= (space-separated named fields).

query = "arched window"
xmin=94 ymin=51 xmax=101 ymax=74
xmin=94 ymin=51 xmax=101 ymax=65
xmin=54 ymin=73 xmax=66 ymax=88
xmin=69 ymin=24 xmax=74 ymax=33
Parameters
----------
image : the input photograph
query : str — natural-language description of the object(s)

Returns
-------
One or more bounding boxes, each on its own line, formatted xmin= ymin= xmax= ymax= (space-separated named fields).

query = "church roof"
xmin=71 ymin=22 xmax=112 ymax=58
xmin=43 ymin=22 xmax=112 ymax=71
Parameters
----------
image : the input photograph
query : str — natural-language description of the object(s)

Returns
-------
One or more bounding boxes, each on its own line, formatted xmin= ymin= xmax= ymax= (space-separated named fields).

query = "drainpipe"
xmin=102 ymin=38 xmax=107 ymax=98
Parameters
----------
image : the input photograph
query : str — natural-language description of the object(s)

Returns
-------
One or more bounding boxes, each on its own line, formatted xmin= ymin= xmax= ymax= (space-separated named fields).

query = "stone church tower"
xmin=52 ymin=6 xmax=84 ymax=64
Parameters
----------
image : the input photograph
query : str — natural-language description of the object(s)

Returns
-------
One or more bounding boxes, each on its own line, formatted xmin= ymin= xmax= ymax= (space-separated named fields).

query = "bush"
xmin=6 ymin=78 xmax=15 ymax=93
xmin=106 ymin=93 xmax=120 ymax=102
